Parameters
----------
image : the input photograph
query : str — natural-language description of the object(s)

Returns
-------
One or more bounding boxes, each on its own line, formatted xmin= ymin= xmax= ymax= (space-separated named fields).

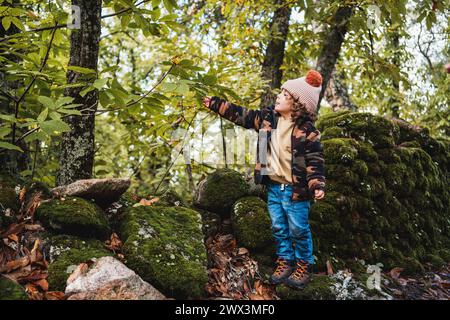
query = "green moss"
xmin=43 ymin=234 xmax=111 ymax=292
xmin=195 ymin=168 xmax=249 ymax=217
xmin=36 ymin=196 xmax=110 ymax=240
xmin=318 ymin=112 xmax=400 ymax=149
xmin=150 ymin=188 xmax=187 ymax=207
xmin=322 ymin=138 xmax=359 ymax=165
xmin=196 ymin=208 xmax=222 ymax=239
xmin=24 ymin=181 xmax=52 ymax=202
xmin=0 ymin=175 xmax=20 ymax=213
xmin=423 ymin=253 xmax=445 ymax=268
xmin=252 ymin=253 xmax=276 ymax=281
xmin=276 ymin=275 xmax=335 ymax=300
xmin=119 ymin=205 xmax=208 ymax=299
xmin=322 ymin=126 xmax=346 ymax=139
xmin=244 ymin=113 xmax=450 ymax=277
xmin=438 ymin=249 xmax=450 ymax=262
xmin=231 ymin=196 xmax=273 ymax=251
xmin=0 ymin=276 xmax=28 ymax=300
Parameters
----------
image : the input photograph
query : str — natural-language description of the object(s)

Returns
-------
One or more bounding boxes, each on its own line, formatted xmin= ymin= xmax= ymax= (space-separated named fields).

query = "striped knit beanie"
xmin=281 ymin=70 xmax=323 ymax=115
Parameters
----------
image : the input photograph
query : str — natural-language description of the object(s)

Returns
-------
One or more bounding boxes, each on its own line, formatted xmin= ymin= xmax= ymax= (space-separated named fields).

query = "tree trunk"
xmin=315 ymin=6 xmax=353 ymax=111
xmin=259 ymin=0 xmax=292 ymax=109
xmin=57 ymin=0 xmax=102 ymax=186
xmin=324 ymin=69 xmax=357 ymax=112
xmin=387 ymin=18 xmax=401 ymax=118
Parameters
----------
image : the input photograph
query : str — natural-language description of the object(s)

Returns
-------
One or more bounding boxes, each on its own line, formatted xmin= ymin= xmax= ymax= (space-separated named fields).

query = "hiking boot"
xmin=285 ymin=260 xmax=311 ymax=289
xmin=269 ymin=257 xmax=295 ymax=285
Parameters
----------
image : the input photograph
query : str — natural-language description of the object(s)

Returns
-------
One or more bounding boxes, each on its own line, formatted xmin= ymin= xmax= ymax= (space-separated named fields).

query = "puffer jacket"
xmin=207 ymin=96 xmax=325 ymax=201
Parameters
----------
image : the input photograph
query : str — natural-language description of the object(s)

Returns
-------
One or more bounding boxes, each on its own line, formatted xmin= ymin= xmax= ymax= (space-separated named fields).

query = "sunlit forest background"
xmin=1 ymin=0 xmax=448 ymax=200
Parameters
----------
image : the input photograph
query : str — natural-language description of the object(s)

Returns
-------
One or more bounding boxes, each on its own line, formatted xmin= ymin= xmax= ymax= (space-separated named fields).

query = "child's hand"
xmin=314 ymin=189 xmax=325 ymax=200
xmin=202 ymin=96 xmax=211 ymax=108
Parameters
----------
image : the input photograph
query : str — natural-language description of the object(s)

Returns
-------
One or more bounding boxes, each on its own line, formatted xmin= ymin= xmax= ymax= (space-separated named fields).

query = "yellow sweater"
xmin=267 ymin=115 xmax=294 ymax=184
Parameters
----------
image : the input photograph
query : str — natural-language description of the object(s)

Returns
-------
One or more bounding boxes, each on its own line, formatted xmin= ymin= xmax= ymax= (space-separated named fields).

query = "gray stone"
xmin=65 ymin=256 xmax=166 ymax=300
xmin=51 ymin=178 xmax=131 ymax=208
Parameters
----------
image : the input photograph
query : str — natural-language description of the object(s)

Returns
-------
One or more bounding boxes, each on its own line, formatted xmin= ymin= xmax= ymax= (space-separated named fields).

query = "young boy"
xmin=202 ymin=70 xmax=325 ymax=289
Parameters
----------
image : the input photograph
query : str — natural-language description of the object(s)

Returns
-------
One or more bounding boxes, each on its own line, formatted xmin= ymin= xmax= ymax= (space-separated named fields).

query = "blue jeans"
xmin=267 ymin=182 xmax=314 ymax=265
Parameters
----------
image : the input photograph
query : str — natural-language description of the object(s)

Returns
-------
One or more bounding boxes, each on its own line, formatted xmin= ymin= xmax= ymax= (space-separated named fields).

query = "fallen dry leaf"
xmin=389 ymin=267 xmax=404 ymax=280
xmin=138 ymin=197 xmax=160 ymax=206
xmin=7 ymin=234 xmax=19 ymax=243
xmin=1 ymin=222 xmax=25 ymax=238
xmin=66 ymin=263 xmax=89 ymax=285
xmin=326 ymin=260 xmax=334 ymax=275
xmin=105 ymin=233 xmax=122 ymax=251
xmin=33 ymin=279 xmax=49 ymax=291
xmin=24 ymin=224 xmax=44 ymax=232
xmin=44 ymin=291 xmax=66 ymax=300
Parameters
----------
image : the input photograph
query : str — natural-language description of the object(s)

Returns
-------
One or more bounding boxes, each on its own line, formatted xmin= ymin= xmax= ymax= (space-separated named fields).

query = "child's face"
xmin=275 ymin=88 xmax=294 ymax=115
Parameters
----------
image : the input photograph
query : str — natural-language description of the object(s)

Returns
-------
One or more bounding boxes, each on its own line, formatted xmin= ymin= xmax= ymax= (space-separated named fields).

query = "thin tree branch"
xmin=11 ymin=23 xmax=58 ymax=144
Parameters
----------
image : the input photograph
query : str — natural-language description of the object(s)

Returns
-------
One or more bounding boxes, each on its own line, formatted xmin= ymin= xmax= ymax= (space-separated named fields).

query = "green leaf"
xmin=159 ymin=13 xmax=178 ymax=22
xmin=100 ymin=66 xmax=119 ymax=74
xmin=58 ymin=109 xmax=82 ymax=116
xmin=23 ymin=130 xmax=47 ymax=143
xmin=40 ymin=119 xmax=71 ymax=135
xmin=0 ymin=126 xmax=12 ymax=138
xmin=93 ymin=78 xmax=108 ymax=89
xmin=37 ymin=96 xmax=56 ymax=109
xmin=56 ymin=96 xmax=75 ymax=107
xmin=121 ymin=14 xmax=131 ymax=29
xmin=67 ymin=66 xmax=97 ymax=74
xmin=0 ymin=141 xmax=23 ymax=152
xmin=10 ymin=16 xmax=24 ymax=31
xmin=80 ymin=85 xmax=96 ymax=97
xmin=174 ymin=83 xmax=189 ymax=95
xmin=2 ymin=16 xmax=11 ymax=31
xmin=37 ymin=107 xmax=48 ymax=122
xmin=0 ymin=114 xmax=17 ymax=123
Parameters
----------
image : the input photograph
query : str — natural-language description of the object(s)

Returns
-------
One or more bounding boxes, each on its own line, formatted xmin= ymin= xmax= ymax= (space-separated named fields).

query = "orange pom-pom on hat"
xmin=305 ymin=70 xmax=322 ymax=87
xmin=281 ymin=69 xmax=323 ymax=115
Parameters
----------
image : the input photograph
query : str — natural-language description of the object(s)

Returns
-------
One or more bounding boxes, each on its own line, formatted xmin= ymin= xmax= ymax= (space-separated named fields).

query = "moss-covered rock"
xmin=196 ymin=208 xmax=222 ymax=240
xmin=308 ymin=111 xmax=450 ymax=274
xmin=119 ymin=205 xmax=208 ymax=299
xmin=43 ymin=234 xmax=112 ymax=292
xmin=317 ymin=111 xmax=400 ymax=149
xmin=277 ymin=275 xmax=335 ymax=300
xmin=35 ymin=196 xmax=110 ymax=240
xmin=0 ymin=173 xmax=22 ymax=214
xmin=149 ymin=188 xmax=187 ymax=207
xmin=231 ymin=196 xmax=273 ymax=251
xmin=0 ymin=276 xmax=28 ymax=300
xmin=194 ymin=168 xmax=250 ymax=217
xmin=23 ymin=181 xmax=52 ymax=203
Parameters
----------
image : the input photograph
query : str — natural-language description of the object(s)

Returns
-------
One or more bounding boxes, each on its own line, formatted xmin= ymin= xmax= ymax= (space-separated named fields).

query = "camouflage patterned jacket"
xmin=207 ymin=96 xmax=325 ymax=201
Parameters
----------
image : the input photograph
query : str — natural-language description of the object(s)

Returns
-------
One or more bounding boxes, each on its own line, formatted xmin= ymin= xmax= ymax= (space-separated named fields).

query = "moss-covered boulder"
xmin=277 ymin=275 xmax=335 ymax=300
xmin=231 ymin=196 xmax=273 ymax=251
xmin=0 ymin=173 xmax=22 ymax=214
xmin=23 ymin=181 xmax=52 ymax=203
xmin=194 ymin=168 xmax=250 ymax=217
xmin=43 ymin=234 xmax=112 ymax=291
xmin=35 ymin=197 xmax=110 ymax=240
xmin=149 ymin=188 xmax=187 ymax=207
xmin=119 ymin=205 xmax=208 ymax=299
xmin=196 ymin=208 xmax=222 ymax=240
xmin=310 ymin=111 xmax=450 ymax=274
xmin=0 ymin=276 xmax=28 ymax=300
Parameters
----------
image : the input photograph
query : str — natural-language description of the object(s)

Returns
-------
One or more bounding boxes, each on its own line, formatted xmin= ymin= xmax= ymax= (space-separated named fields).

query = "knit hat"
xmin=281 ymin=70 xmax=323 ymax=115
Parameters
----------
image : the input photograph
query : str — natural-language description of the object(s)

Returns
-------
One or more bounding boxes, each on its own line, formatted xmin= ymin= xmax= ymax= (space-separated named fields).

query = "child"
xmin=202 ymin=70 xmax=325 ymax=289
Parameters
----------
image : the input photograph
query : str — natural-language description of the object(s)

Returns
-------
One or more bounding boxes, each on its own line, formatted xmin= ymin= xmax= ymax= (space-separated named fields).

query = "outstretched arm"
xmin=203 ymin=96 xmax=263 ymax=131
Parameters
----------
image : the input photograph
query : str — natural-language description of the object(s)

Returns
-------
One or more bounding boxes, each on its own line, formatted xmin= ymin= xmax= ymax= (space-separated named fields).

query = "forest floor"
xmin=1 ymin=197 xmax=449 ymax=300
